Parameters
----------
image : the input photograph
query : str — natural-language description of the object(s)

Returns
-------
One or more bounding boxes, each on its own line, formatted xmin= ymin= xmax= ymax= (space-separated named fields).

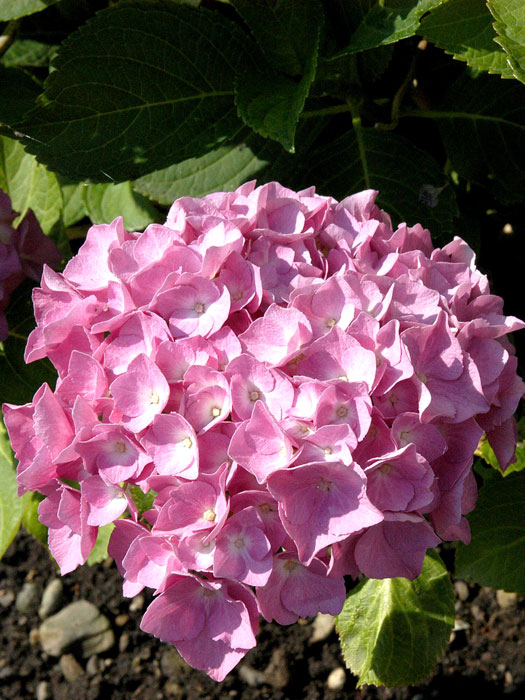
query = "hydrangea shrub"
xmin=3 ymin=181 xmax=524 ymax=681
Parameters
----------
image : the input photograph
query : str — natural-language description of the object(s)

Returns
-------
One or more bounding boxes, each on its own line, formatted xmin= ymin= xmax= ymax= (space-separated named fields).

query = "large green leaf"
xmin=14 ymin=1 xmax=250 ymax=182
xmin=305 ymin=128 xmax=458 ymax=241
xmin=413 ymin=73 xmax=525 ymax=205
xmin=0 ymin=66 xmax=41 ymax=130
xmin=0 ymin=0 xmax=59 ymax=21
xmin=133 ymin=133 xmax=276 ymax=205
xmin=59 ymin=178 xmax=87 ymax=228
xmin=0 ymin=135 xmax=62 ymax=235
xmin=235 ymin=54 xmax=318 ymax=152
xmin=81 ymin=181 xmax=160 ymax=231
xmin=0 ymin=280 xmax=56 ymax=406
xmin=420 ymin=0 xmax=515 ymax=79
xmin=234 ymin=1 xmax=321 ymax=152
xmin=336 ymin=550 xmax=454 ymax=686
xmin=230 ymin=0 xmax=323 ymax=77
xmin=456 ymin=473 xmax=525 ymax=593
xmin=330 ymin=0 xmax=447 ymax=57
xmin=0 ymin=417 xmax=28 ymax=559
xmin=488 ymin=0 xmax=525 ymax=84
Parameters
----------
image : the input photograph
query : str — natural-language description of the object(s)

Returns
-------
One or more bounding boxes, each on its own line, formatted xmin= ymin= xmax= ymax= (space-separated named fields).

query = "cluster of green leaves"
xmin=0 ymin=0 xmax=524 ymax=689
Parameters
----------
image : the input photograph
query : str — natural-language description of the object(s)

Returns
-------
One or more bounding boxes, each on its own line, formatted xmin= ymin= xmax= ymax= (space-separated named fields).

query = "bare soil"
xmin=1 ymin=531 xmax=524 ymax=700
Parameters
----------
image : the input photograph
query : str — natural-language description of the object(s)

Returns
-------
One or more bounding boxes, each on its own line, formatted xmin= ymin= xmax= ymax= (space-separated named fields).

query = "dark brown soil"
xmin=1 ymin=531 xmax=524 ymax=700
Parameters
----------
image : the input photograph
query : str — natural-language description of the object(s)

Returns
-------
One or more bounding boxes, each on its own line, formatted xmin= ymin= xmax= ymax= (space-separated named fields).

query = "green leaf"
xmin=87 ymin=523 xmax=115 ymax=566
xmin=14 ymin=1 xmax=250 ymax=182
xmin=420 ymin=0 xmax=515 ymax=79
xmin=336 ymin=550 xmax=454 ymax=687
xmin=0 ymin=280 xmax=56 ymax=405
xmin=235 ymin=53 xmax=318 ymax=152
xmin=133 ymin=133 xmax=276 ymax=205
xmin=81 ymin=181 xmax=160 ymax=231
xmin=331 ymin=0 xmax=446 ymax=57
xmin=456 ymin=472 xmax=525 ymax=593
xmin=0 ymin=66 xmax=41 ymax=129
xmin=477 ymin=434 xmax=525 ymax=477
xmin=306 ymin=128 xmax=458 ymax=241
xmin=0 ymin=417 xmax=28 ymax=559
xmin=129 ymin=486 xmax=156 ymax=517
xmin=2 ymin=39 xmax=58 ymax=68
xmin=21 ymin=491 xmax=47 ymax=545
xmin=419 ymin=73 xmax=525 ymax=205
xmin=0 ymin=135 xmax=62 ymax=236
xmin=0 ymin=0 xmax=59 ymax=21
xmin=488 ymin=0 xmax=525 ymax=84
xmin=230 ymin=0 xmax=323 ymax=77
xmin=59 ymin=178 xmax=87 ymax=228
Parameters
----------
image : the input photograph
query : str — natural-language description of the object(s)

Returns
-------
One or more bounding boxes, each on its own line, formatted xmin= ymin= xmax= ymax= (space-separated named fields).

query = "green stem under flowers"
xmin=348 ymin=101 xmax=370 ymax=189
xmin=0 ymin=21 xmax=19 ymax=58
xmin=300 ymin=103 xmax=353 ymax=120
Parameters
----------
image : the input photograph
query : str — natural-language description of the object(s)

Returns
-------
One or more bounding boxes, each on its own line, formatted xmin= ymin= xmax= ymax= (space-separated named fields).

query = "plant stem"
xmin=0 ymin=21 xmax=19 ymax=58
xmin=300 ymin=103 xmax=353 ymax=120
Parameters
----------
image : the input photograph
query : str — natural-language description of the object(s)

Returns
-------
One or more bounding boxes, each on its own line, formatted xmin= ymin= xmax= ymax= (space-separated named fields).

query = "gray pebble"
xmin=310 ymin=613 xmax=335 ymax=643
xmin=454 ymin=580 xmax=469 ymax=602
xmin=39 ymin=600 xmax=115 ymax=658
xmin=160 ymin=648 xmax=189 ymax=677
xmin=129 ymin=594 xmax=144 ymax=612
xmin=0 ymin=590 xmax=15 ymax=608
xmin=59 ymin=653 xmax=84 ymax=683
xmin=15 ymin=582 xmax=39 ymax=614
xmin=496 ymin=590 xmax=518 ymax=609
xmin=86 ymin=655 xmax=101 ymax=677
xmin=119 ymin=632 xmax=130 ymax=653
xmin=238 ymin=664 xmax=265 ymax=687
xmin=35 ymin=680 xmax=50 ymax=700
xmin=326 ymin=667 xmax=346 ymax=690
xmin=263 ymin=648 xmax=289 ymax=689
xmin=39 ymin=579 xmax=64 ymax=619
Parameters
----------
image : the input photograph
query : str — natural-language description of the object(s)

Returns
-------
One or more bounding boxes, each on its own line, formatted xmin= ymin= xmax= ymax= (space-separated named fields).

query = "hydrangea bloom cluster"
xmin=0 ymin=189 xmax=61 ymax=340
xmin=4 ymin=182 xmax=524 ymax=680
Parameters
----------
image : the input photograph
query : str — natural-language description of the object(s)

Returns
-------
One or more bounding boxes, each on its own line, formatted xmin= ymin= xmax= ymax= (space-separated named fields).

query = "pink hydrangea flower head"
xmin=3 ymin=180 xmax=523 ymax=682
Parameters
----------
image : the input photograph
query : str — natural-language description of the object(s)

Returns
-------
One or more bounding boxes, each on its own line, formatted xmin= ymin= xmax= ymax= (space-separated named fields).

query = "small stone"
xmin=39 ymin=579 xmax=64 ymax=619
xmin=238 ymin=664 xmax=265 ymax=687
xmin=0 ymin=589 xmax=15 ymax=608
xmin=119 ymin=632 xmax=130 ymax=653
xmin=60 ymin=653 xmax=84 ymax=683
xmin=327 ymin=667 xmax=346 ymax=691
xmin=129 ymin=595 xmax=145 ymax=612
xmin=264 ymin=647 xmax=289 ymax=689
xmin=115 ymin=614 xmax=129 ymax=627
xmin=29 ymin=628 xmax=40 ymax=645
xmin=164 ymin=681 xmax=184 ymax=698
xmin=310 ymin=613 xmax=335 ymax=643
xmin=454 ymin=581 xmax=469 ymax=602
xmin=36 ymin=680 xmax=50 ymax=700
xmin=39 ymin=600 xmax=115 ymax=658
xmin=86 ymin=655 xmax=101 ymax=677
xmin=504 ymin=671 xmax=513 ymax=686
xmin=453 ymin=618 xmax=469 ymax=631
xmin=160 ymin=648 xmax=189 ymax=677
xmin=471 ymin=605 xmax=484 ymax=622
xmin=496 ymin=590 xmax=518 ymax=609
xmin=15 ymin=582 xmax=39 ymax=614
